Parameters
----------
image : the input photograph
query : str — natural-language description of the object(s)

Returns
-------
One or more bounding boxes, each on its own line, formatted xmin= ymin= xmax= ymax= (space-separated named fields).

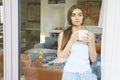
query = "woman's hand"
xmin=69 ymin=32 xmax=79 ymax=43
xmin=69 ymin=31 xmax=93 ymax=44
xmin=79 ymin=32 xmax=89 ymax=42
xmin=79 ymin=31 xmax=93 ymax=43
xmin=87 ymin=32 xmax=94 ymax=45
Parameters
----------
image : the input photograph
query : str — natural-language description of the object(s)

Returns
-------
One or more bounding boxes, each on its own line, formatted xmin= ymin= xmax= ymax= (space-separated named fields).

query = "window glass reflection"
xmin=0 ymin=0 xmax=3 ymax=80
xmin=20 ymin=0 xmax=102 ymax=80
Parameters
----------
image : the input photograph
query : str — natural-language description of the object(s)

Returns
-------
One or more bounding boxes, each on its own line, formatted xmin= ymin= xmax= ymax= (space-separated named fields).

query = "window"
xmin=0 ymin=6 xmax=3 ymax=24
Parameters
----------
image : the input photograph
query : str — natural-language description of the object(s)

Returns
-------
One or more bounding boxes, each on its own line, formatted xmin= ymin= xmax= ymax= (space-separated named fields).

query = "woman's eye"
xmin=71 ymin=14 xmax=75 ymax=17
xmin=79 ymin=13 xmax=83 ymax=16
xmin=71 ymin=13 xmax=83 ymax=17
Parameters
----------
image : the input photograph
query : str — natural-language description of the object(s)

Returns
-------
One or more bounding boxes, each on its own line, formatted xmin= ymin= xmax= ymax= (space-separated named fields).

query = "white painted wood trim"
xmin=3 ymin=0 xmax=19 ymax=80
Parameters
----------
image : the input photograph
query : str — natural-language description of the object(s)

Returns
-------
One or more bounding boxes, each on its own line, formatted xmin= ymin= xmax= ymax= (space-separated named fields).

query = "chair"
xmin=22 ymin=58 xmax=63 ymax=80
xmin=0 ymin=49 xmax=3 ymax=77
xmin=23 ymin=67 xmax=62 ymax=80
xmin=20 ymin=53 xmax=32 ymax=75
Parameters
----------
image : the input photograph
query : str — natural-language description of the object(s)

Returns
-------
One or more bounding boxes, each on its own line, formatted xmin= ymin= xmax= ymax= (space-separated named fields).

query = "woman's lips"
xmin=74 ymin=21 xmax=80 ymax=23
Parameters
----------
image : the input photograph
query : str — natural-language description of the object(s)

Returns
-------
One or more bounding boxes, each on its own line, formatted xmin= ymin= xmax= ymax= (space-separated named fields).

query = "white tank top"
xmin=64 ymin=41 xmax=91 ymax=73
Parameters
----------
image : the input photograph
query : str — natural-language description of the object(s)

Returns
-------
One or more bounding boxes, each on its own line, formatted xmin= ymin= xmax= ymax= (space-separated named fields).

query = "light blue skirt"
xmin=62 ymin=70 xmax=92 ymax=80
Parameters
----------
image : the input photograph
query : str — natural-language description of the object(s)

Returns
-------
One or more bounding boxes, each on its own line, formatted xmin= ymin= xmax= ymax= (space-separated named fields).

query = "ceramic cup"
xmin=77 ymin=30 xmax=88 ymax=41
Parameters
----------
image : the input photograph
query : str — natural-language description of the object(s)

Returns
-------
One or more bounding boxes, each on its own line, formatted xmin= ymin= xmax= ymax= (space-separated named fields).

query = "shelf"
xmin=49 ymin=30 xmax=63 ymax=33
xmin=23 ymin=28 xmax=40 ymax=31
xmin=48 ymin=3 xmax=65 ymax=7
xmin=48 ymin=0 xmax=65 ymax=4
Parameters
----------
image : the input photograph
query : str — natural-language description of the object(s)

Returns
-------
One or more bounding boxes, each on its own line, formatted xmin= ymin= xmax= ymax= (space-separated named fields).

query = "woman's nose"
xmin=74 ymin=15 xmax=79 ymax=20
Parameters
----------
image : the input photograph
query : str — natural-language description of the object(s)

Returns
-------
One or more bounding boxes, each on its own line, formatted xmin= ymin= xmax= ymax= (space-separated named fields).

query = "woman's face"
xmin=71 ymin=8 xmax=83 ymax=26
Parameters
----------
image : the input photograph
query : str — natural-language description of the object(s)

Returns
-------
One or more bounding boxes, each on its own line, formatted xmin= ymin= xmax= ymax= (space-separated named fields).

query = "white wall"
xmin=47 ymin=6 xmax=65 ymax=31
xmin=86 ymin=26 xmax=102 ymax=34
xmin=41 ymin=0 xmax=77 ymax=37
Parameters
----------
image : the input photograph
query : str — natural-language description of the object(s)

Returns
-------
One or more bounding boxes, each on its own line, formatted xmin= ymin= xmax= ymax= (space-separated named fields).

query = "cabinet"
xmin=41 ymin=0 xmax=77 ymax=37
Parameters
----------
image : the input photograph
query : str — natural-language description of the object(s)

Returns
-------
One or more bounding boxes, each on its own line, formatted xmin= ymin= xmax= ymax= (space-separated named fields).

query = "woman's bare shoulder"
xmin=59 ymin=31 xmax=64 ymax=38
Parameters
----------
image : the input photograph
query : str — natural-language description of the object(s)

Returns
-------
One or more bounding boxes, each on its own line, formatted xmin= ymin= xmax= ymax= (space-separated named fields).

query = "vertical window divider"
xmin=4 ymin=0 xmax=19 ymax=80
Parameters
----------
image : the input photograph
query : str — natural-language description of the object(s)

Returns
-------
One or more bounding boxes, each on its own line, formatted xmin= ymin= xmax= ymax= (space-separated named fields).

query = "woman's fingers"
xmin=82 ymin=36 xmax=89 ymax=42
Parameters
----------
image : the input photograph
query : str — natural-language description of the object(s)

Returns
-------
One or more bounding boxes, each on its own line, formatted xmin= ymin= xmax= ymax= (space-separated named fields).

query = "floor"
xmin=0 ymin=77 xmax=3 ymax=80
xmin=20 ymin=74 xmax=97 ymax=80
xmin=0 ymin=76 xmax=25 ymax=80
xmin=0 ymin=74 xmax=98 ymax=80
xmin=21 ymin=76 xmax=25 ymax=80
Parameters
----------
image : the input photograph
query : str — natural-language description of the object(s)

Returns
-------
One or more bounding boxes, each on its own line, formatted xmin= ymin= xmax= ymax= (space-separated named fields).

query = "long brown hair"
xmin=61 ymin=5 xmax=85 ymax=50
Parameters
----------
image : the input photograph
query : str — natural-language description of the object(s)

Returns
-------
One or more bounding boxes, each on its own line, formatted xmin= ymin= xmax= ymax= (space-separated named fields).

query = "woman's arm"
xmin=57 ymin=32 xmax=78 ymax=58
xmin=88 ymin=32 xmax=97 ymax=62
xmin=57 ymin=32 xmax=72 ymax=58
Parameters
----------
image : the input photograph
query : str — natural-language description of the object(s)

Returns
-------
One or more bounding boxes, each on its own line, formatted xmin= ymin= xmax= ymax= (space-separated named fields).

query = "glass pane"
xmin=20 ymin=0 xmax=103 ymax=80
xmin=0 ymin=0 xmax=3 ymax=80
xmin=20 ymin=0 xmax=40 ymax=79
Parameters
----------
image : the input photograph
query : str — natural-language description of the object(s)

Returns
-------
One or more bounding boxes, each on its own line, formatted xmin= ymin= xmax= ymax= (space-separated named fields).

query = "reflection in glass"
xmin=0 ymin=0 xmax=3 ymax=80
xmin=20 ymin=0 xmax=102 ymax=80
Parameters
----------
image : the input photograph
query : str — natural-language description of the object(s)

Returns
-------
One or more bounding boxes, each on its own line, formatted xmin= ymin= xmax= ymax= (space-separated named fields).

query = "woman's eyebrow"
xmin=71 ymin=13 xmax=82 ymax=16
xmin=72 ymin=12 xmax=82 ymax=14
xmin=72 ymin=13 xmax=75 ymax=14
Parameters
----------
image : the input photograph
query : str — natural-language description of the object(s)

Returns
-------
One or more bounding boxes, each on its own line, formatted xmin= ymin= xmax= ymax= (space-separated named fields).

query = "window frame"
xmin=3 ymin=0 xmax=19 ymax=80
xmin=3 ymin=0 xmax=120 ymax=80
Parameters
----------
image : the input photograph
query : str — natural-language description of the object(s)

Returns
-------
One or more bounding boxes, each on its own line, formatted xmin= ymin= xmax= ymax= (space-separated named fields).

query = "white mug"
xmin=77 ymin=30 xmax=88 ymax=41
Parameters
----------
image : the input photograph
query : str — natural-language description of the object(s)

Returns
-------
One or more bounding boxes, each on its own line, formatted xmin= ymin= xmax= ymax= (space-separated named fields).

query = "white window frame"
xmin=3 ymin=0 xmax=120 ymax=80
xmin=3 ymin=0 xmax=19 ymax=80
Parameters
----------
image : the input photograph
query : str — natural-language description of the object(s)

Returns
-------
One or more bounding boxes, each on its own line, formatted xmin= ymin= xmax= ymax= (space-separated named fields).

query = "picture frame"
xmin=77 ymin=0 xmax=102 ymax=25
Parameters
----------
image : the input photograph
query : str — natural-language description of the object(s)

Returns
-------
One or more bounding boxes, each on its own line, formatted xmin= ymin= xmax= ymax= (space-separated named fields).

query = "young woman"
xmin=57 ymin=5 xmax=97 ymax=80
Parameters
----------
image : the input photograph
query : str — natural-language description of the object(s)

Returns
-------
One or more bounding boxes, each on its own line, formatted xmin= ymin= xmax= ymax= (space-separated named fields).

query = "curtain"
xmin=102 ymin=0 xmax=120 ymax=80
xmin=98 ymin=0 xmax=105 ymax=28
